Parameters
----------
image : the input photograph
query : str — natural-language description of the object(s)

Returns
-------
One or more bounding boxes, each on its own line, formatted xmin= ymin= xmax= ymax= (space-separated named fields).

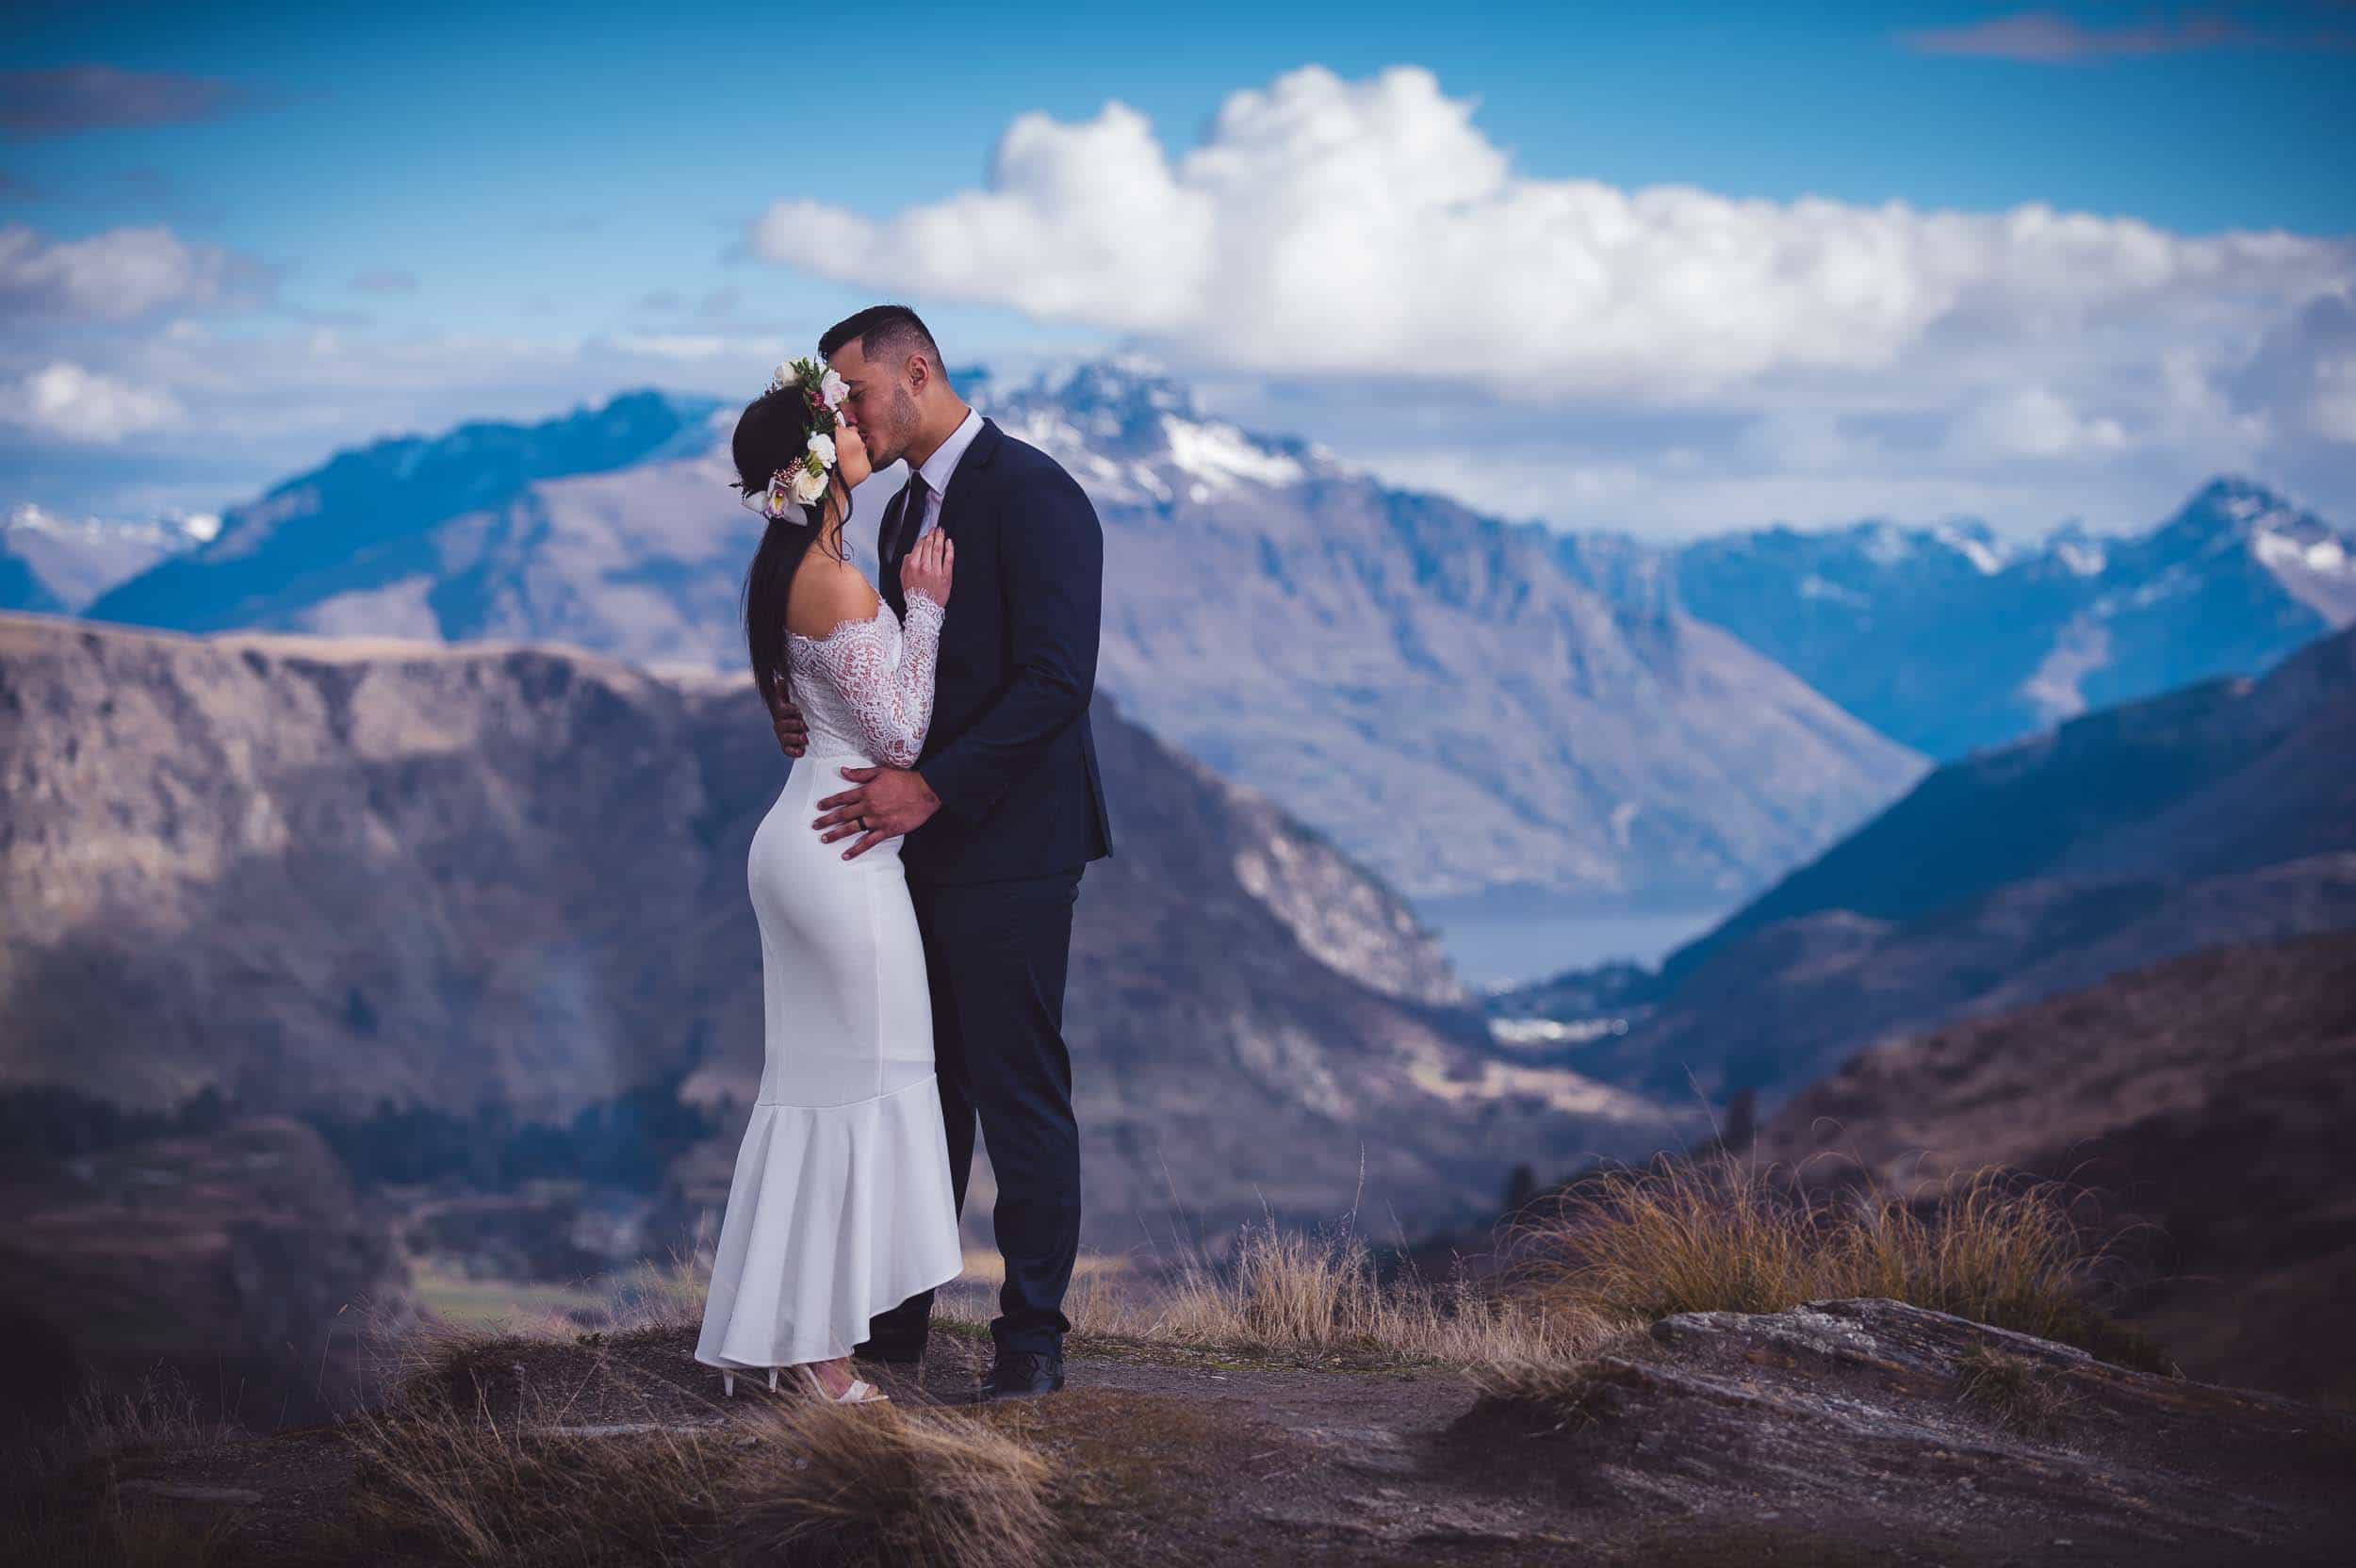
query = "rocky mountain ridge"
xmin=1531 ymin=621 xmax=2356 ymax=1109
xmin=69 ymin=371 xmax=1925 ymax=903
xmin=1670 ymin=476 xmax=2356 ymax=759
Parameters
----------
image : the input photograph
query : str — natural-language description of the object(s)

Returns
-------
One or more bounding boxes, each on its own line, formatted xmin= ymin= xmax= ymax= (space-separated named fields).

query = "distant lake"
xmin=1412 ymin=894 xmax=1733 ymax=993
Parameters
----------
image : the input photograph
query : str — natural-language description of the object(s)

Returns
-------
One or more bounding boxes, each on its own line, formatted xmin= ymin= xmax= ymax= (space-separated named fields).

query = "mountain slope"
xmin=1560 ymin=622 xmax=2356 ymax=1104
xmin=2 ymin=503 xmax=225 ymax=612
xmin=79 ymin=391 xmax=724 ymax=647
xmin=72 ymin=372 xmax=1926 ymax=903
xmin=987 ymin=366 xmax=1926 ymax=902
xmin=1757 ymin=934 xmax=2356 ymax=1402
xmin=0 ymin=536 xmax=64 ymax=615
xmin=0 ymin=612 xmax=1669 ymax=1246
xmin=1671 ymin=479 xmax=2356 ymax=760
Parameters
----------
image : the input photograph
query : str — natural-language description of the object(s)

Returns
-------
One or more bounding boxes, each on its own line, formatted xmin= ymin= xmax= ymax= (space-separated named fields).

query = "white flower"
xmin=790 ymin=464 xmax=829 ymax=505
xmin=805 ymin=431 xmax=836 ymax=466
xmin=768 ymin=361 xmax=794 ymax=393
xmin=819 ymin=369 xmax=848 ymax=410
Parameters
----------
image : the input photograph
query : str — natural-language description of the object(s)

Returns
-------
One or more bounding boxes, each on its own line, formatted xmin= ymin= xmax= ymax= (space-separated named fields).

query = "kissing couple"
xmin=692 ymin=305 xmax=1115 ymax=1406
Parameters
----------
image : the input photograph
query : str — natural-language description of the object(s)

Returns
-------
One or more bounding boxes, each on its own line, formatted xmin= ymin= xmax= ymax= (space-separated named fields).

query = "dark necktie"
xmin=891 ymin=473 xmax=930 ymax=566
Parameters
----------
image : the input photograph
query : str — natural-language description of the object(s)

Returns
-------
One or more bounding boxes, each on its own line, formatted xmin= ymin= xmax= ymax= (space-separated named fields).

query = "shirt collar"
xmin=914 ymin=406 xmax=983 ymax=497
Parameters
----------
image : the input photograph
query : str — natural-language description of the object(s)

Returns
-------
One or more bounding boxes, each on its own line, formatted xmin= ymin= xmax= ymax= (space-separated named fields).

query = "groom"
xmin=766 ymin=304 xmax=1113 ymax=1401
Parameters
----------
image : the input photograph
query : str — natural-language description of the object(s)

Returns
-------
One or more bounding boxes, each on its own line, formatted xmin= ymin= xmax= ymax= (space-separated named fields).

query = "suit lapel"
xmin=934 ymin=417 xmax=1002 ymax=543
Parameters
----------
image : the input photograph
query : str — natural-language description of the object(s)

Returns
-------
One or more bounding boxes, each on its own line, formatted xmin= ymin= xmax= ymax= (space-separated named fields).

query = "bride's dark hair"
xmin=736 ymin=385 xmax=854 ymax=713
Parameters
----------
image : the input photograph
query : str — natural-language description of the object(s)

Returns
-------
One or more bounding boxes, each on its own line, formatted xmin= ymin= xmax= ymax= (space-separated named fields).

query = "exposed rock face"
xmin=0 ymin=1117 xmax=412 ymax=1429
xmin=1758 ymin=935 xmax=2356 ymax=1403
xmin=0 ymin=613 xmax=1667 ymax=1249
xmin=1466 ymin=1298 xmax=2356 ymax=1563
xmin=1671 ymin=476 xmax=2356 ymax=760
xmin=73 ymin=374 xmax=1926 ymax=903
xmin=1566 ymin=623 xmax=2356 ymax=1105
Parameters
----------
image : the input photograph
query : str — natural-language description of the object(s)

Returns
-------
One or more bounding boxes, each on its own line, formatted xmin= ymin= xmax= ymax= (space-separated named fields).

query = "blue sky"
xmin=5 ymin=1 xmax=2353 ymax=537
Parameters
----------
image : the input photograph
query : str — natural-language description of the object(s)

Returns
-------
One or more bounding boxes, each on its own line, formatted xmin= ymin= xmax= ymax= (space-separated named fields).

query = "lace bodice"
xmin=786 ymin=589 xmax=944 ymax=767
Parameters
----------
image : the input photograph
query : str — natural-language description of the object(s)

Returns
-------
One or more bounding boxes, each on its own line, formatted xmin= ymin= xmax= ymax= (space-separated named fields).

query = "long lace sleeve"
xmin=796 ymin=592 xmax=943 ymax=768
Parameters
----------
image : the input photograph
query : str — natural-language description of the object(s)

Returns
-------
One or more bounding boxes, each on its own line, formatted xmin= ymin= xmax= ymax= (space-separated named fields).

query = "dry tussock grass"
xmin=726 ymin=1400 xmax=1055 ymax=1568
xmin=1954 ymin=1342 xmax=2079 ymax=1433
xmin=63 ymin=1364 xmax=244 ymax=1457
xmin=1509 ymin=1153 xmax=2167 ymax=1369
xmin=1 ymin=1365 xmax=249 ymax=1568
xmin=341 ymin=1329 xmax=1058 ymax=1568
xmin=0 ymin=1482 xmax=245 ymax=1568
xmin=952 ymin=1223 xmax=1607 ymax=1367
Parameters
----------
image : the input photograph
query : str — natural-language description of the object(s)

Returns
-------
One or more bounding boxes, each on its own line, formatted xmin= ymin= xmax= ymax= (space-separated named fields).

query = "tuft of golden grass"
xmin=1509 ymin=1153 xmax=2168 ymax=1370
xmin=724 ymin=1401 xmax=1055 ymax=1568
xmin=62 ymin=1364 xmax=244 ymax=1458
xmin=986 ymin=1223 xmax=1608 ymax=1367
xmin=2 ymin=1365 xmax=250 ymax=1568
xmin=1955 ymin=1342 xmax=2078 ymax=1433
xmin=339 ymin=1326 xmax=1058 ymax=1568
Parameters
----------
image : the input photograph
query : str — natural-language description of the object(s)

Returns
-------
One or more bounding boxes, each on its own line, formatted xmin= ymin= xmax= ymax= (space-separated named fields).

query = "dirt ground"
xmin=38 ymin=1305 xmax=2356 ymax=1567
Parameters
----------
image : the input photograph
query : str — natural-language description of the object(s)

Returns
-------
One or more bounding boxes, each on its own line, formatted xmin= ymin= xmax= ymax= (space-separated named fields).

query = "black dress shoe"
xmin=980 ymin=1349 xmax=1065 ymax=1402
xmin=852 ymin=1337 xmax=925 ymax=1365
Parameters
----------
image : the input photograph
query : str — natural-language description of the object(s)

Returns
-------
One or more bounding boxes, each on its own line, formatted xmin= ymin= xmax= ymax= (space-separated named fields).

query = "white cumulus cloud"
xmin=746 ymin=65 xmax=2354 ymax=404
xmin=1950 ymin=385 xmax=2132 ymax=461
xmin=0 ymin=223 xmax=251 ymax=322
xmin=13 ymin=360 xmax=184 ymax=443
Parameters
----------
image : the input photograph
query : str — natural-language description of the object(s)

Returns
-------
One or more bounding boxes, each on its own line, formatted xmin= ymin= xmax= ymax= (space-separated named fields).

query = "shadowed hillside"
xmin=1545 ymin=623 xmax=2356 ymax=1106
xmin=1759 ymin=934 xmax=2356 ymax=1403
xmin=0 ymin=612 xmax=1671 ymax=1254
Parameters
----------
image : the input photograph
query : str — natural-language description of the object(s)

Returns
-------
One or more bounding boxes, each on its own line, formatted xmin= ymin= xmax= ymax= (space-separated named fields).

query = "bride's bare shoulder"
xmin=786 ymin=553 xmax=883 ymax=641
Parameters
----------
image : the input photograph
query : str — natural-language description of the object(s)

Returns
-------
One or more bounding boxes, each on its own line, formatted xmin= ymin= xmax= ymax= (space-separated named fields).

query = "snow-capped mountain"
xmin=74 ymin=368 xmax=1923 ymax=904
xmin=81 ymin=390 xmax=727 ymax=660
xmin=1671 ymin=478 xmax=2356 ymax=760
xmin=1 ymin=503 xmax=221 ymax=613
xmin=975 ymin=363 xmax=1925 ymax=901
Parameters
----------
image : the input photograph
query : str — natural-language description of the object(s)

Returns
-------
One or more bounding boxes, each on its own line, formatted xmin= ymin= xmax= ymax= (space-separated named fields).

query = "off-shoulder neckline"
xmin=786 ymin=588 xmax=941 ymax=646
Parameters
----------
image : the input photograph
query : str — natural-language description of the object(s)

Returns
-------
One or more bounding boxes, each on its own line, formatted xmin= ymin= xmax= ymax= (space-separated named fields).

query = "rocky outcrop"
xmin=1461 ymin=1298 xmax=2355 ymax=1563
xmin=0 ymin=612 xmax=1667 ymax=1250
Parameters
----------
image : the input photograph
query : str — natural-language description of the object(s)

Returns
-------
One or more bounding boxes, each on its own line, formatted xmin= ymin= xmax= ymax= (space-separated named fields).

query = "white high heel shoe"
xmin=719 ymin=1364 xmax=888 ymax=1403
xmin=795 ymin=1364 xmax=891 ymax=1405
xmin=719 ymin=1368 xmax=780 ymax=1397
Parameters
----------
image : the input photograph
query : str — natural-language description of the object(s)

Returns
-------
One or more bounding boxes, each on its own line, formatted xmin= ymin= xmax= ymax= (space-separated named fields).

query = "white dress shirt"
xmin=903 ymin=405 xmax=983 ymax=545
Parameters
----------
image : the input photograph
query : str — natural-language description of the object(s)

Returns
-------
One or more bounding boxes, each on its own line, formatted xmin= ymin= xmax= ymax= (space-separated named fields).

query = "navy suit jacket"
xmin=878 ymin=416 xmax=1114 ymax=885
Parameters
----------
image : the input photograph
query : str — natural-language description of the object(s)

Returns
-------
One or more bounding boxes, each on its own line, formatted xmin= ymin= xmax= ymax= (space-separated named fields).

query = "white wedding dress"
xmin=694 ymin=585 xmax=963 ymax=1375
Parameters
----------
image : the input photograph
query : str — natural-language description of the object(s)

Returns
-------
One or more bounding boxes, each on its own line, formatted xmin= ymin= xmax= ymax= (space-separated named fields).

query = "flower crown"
xmin=739 ymin=356 xmax=850 ymax=524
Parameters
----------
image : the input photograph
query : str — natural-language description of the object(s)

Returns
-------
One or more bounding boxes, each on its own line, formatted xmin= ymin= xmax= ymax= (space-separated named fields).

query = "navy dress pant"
xmin=856 ymin=866 xmax=1084 ymax=1360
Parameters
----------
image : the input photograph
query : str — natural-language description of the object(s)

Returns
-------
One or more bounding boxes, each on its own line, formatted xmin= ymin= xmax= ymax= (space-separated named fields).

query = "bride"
xmin=694 ymin=358 xmax=963 ymax=1405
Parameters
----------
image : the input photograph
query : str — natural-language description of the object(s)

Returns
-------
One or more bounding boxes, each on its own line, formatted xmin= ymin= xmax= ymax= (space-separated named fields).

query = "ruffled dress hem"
xmin=693 ymin=1073 xmax=964 ymax=1372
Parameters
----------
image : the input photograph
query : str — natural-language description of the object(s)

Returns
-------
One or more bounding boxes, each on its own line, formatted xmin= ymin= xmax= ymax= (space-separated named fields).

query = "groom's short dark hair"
xmin=820 ymin=304 xmax=941 ymax=372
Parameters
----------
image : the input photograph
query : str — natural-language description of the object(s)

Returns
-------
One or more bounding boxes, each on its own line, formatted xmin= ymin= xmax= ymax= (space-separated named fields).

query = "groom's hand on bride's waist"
xmin=766 ymin=688 xmax=809 ymax=759
xmin=814 ymin=766 xmax=941 ymax=859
